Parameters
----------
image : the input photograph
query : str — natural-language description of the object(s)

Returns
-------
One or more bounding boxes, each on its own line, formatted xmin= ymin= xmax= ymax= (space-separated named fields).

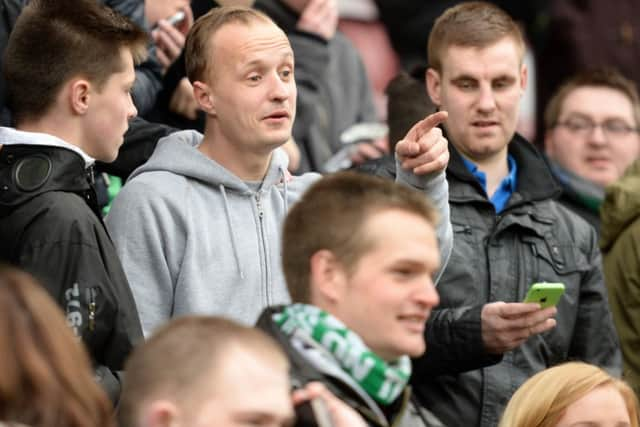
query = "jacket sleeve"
xmin=106 ymin=179 xmax=185 ymax=338
xmin=411 ymin=304 xmax=502 ymax=378
xmin=603 ymin=221 xmax=640 ymax=395
xmin=394 ymin=161 xmax=453 ymax=284
xmin=96 ymin=117 xmax=175 ymax=180
xmin=569 ymin=230 xmax=622 ymax=375
xmin=18 ymin=209 xmax=142 ymax=371
xmin=288 ymin=31 xmax=332 ymax=172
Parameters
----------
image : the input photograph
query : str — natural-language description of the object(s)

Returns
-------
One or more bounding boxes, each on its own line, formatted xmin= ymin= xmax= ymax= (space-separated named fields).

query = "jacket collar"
xmin=446 ymin=132 xmax=562 ymax=207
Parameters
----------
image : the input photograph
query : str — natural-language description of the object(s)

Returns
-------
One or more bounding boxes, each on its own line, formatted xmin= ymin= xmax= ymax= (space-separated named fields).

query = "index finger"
xmin=404 ymin=110 xmax=448 ymax=141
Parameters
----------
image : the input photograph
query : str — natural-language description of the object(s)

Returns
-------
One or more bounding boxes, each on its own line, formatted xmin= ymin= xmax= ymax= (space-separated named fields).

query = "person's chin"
xmin=395 ymin=338 xmax=426 ymax=359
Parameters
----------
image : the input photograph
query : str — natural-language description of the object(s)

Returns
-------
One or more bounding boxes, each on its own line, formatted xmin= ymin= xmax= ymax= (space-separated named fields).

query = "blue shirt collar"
xmin=461 ymin=154 xmax=518 ymax=213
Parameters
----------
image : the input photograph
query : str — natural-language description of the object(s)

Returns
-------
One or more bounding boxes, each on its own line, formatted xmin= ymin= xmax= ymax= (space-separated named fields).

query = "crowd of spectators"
xmin=1 ymin=0 xmax=639 ymax=426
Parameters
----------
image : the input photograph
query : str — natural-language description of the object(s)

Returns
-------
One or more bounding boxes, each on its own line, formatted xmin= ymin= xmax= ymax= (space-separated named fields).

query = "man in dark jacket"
xmin=0 ymin=0 xmax=146 ymax=401
xmin=257 ymin=171 xmax=447 ymax=427
xmin=408 ymin=3 xmax=622 ymax=426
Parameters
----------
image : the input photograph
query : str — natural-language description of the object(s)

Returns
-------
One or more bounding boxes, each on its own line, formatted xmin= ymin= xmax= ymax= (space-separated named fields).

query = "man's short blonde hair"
xmin=185 ymin=5 xmax=273 ymax=83
xmin=118 ymin=316 xmax=288 ymax=426
xmin=428 ymin=1 xmax=525 ymax=72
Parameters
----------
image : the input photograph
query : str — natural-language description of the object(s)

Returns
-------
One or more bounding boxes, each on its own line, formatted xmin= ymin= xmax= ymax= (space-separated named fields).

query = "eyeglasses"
xmin=555 ymin=117 xmax=639 ymax=138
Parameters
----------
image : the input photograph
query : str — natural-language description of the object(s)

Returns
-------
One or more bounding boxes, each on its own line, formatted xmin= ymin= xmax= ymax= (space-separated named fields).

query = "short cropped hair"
xmin=0 ymin=265 xmax=114 ymax=427
xmin=118 ymin=316 xmax=288 ymax=427
xmin=428 ymin=1 xmax=525 ymax=72
xmin=499 ymin=362 xmax=639 ymax=427
xmin=282 ymin=172 xmax=438 ymax=304
xmin=185 ymin=5 xmax=272 ymax=83
xmin=544 ymin=68 xmax=640 ymax=130
xmin=3 ymin=0 xmax=148 ymax=125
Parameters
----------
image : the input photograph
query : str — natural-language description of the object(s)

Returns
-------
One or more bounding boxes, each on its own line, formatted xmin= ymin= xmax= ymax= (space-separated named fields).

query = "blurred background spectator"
xmin=0 ymin=265 xmax=115 ymax=427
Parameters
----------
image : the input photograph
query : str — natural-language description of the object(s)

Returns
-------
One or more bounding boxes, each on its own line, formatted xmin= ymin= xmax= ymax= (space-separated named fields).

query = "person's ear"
xmin=141 ymin=400 xmax=181 ymax=427
xmin=309 ymin=250 xmax=347 ymax=305
xmin=426 ymin=68 xmax=442 ymax=107
xmin=69 ymin=79 xmax=91 ymax=115
xmin=192 ymin=81 xmax=216 ymax=115
xmin=519 ymin=63 xmax=528 ymax=95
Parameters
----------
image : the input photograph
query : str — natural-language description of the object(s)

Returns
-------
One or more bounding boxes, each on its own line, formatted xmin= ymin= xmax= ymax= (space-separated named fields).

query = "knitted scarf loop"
xmin=273 ymin=304 xmax=411 ymax=405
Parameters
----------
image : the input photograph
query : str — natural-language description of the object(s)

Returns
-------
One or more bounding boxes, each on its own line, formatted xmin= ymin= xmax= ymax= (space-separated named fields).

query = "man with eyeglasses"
xmin=544 ymin=68 xmax=640 ymax=230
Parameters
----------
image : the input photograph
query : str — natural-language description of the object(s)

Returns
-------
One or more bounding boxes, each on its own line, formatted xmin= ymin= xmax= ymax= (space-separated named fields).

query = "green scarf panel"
xmin=273 ymin=304 xmax=411 ymax=405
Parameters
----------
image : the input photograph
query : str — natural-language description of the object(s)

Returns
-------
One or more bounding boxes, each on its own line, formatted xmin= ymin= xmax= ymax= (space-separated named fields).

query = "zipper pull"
xmin=255 ymin=192 xmax=264 ymax=219
xmin=88 ymin=288 xmax=96 ymax=332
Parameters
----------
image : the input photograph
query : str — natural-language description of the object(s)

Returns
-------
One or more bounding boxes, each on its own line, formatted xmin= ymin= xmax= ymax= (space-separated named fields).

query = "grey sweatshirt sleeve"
xmin=394 ymin=160 xmax=453 ymax=285
xmin=106 ymin=178 xmax=185 ymax=337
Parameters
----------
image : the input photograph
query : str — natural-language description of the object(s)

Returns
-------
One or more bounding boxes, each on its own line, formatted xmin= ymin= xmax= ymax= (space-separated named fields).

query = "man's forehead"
xmin=440 ymin=39 xmax=523 ymax=75
xmin=213 ymin=20 xmax=292 ymax=58
xmin=560 ymin=86 xmax=636 ymax=118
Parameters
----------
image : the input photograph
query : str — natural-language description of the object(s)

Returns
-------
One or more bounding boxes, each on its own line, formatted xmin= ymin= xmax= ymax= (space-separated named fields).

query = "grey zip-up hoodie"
xmin=106 ymin=130 xmax=452 ymax=337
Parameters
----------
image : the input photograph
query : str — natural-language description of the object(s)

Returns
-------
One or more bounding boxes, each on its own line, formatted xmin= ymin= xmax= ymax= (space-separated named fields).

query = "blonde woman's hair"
xmin=499 ymin=362 xmax=639 ymax=427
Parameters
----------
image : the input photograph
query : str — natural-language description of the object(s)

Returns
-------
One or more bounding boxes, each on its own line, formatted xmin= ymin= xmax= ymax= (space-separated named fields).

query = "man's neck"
xmin=17 ymin=114 xmax=81 ymax=150
xmin=198 ymin=131 xmax=275 ymax=182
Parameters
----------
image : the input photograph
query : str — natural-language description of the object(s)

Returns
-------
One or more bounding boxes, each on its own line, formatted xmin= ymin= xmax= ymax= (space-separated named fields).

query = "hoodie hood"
xmin=128 ymin=129 xmax=291 ymax=193
xmin=600 ymin=159 xmax=640 ymax=250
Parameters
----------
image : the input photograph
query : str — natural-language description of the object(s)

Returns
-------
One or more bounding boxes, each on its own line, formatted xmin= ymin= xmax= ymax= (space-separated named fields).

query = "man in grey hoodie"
xmin=106 ymin=5 xmax=453 ymax=337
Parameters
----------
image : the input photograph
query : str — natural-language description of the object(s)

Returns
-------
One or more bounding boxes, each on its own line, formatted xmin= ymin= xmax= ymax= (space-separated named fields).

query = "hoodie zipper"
xmin=255 ymin=192 xmax=270 ymax=306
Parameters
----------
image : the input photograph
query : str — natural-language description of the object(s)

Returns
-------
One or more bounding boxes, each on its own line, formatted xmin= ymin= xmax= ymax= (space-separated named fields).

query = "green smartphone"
xmin=523 ymin=282 xmax=565 ymax=309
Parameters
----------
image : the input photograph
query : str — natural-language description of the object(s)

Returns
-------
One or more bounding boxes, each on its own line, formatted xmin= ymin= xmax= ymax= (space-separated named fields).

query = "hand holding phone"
xmin=523 ymin=282 xmax=565 ymax=309
xmin=166 ymin=10 xmax=186 ymax=27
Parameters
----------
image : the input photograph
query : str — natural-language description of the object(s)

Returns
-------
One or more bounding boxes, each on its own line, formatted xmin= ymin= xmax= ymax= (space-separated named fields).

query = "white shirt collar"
xmin=0 ymin=127 xmax=95 ymax=167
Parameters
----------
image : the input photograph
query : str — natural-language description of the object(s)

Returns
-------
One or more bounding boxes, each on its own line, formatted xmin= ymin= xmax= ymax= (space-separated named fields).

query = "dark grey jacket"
xmin=411 ymin=135 xmax=621 ymax=427
xmin=254 ymin=0 xmax=378 ymax=173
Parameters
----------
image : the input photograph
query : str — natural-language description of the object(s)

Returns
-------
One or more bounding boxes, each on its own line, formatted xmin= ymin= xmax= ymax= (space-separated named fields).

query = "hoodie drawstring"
xmin=280 ymin=166 xmax=289 ymax=213
xmin=220 ymin=185 xmax=245 ymax=279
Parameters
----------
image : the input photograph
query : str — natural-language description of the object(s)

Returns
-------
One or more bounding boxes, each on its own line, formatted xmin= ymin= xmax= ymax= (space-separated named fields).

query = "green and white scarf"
xmin=273 ymin=304 xmax=411 ymax=405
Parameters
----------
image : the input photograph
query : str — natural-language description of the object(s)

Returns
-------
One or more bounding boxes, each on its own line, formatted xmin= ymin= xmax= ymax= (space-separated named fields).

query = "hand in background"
xmin=292 ymin=382 xmax=367 ymax=427
xmin=151 ymin=7 xmax=194 ymax=72
xmin=169 ymin=77 xmax=199 ymax=120
xmin=296 ymin=0 xmax=338 ymax=41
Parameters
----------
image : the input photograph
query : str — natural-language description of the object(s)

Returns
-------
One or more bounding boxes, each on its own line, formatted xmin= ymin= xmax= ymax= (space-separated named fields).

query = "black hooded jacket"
xmin=0 ymin=143 xmax=143 ymax=399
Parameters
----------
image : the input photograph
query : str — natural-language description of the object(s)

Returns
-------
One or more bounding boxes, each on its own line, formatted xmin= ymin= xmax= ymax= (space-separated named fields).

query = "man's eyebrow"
xmin=450 ymin=74 xmax=477 ymax=81
xmin=241 ymin=52 xmax=294 ymax=70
